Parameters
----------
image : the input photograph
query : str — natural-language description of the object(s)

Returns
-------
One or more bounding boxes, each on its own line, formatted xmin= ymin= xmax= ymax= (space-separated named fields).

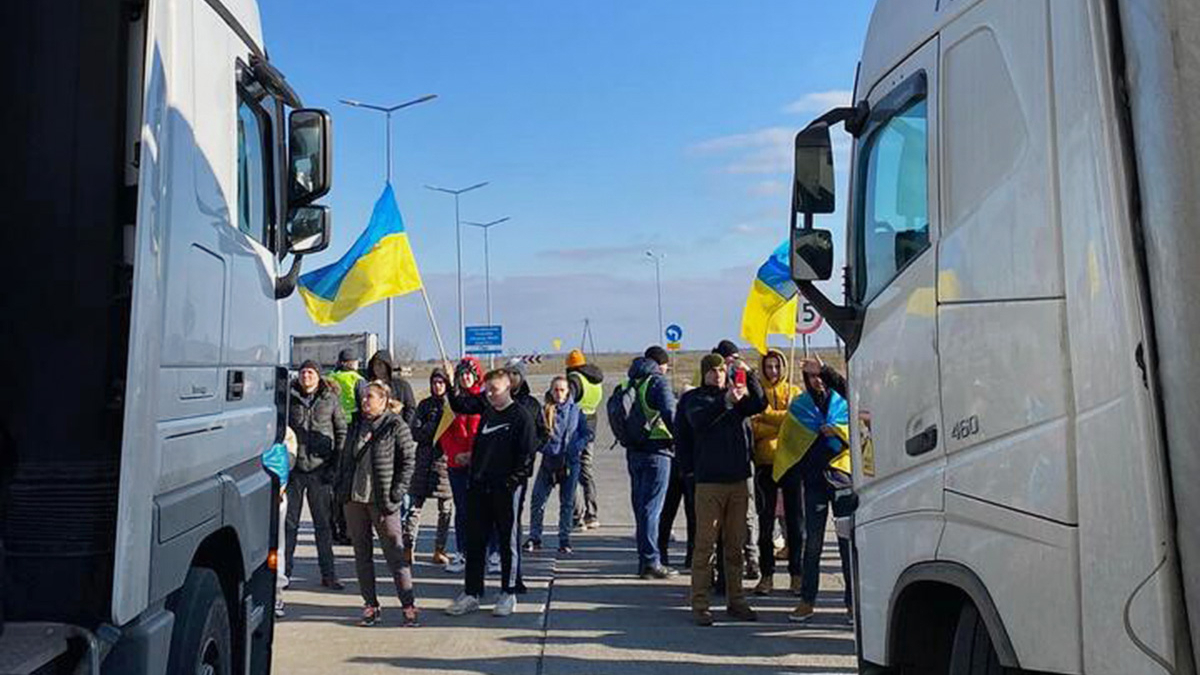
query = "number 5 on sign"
xmin=797 ymin=301 xmax=823 ymax=335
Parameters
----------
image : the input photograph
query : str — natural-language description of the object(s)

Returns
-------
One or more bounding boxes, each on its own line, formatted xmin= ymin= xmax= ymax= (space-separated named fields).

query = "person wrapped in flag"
xmin=774 ymin=358 xmax=853 ymax=624
xmin=740 ymin=240 xmax=800 ymax=355
xmin=299 ymin=184 xmax=424 ymax=325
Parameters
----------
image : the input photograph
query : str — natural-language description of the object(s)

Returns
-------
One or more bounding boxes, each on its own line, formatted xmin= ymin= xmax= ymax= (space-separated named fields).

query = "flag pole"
xmin=419 ymin=286 xmax=450 ymax=364
xmin=789 ymin=299 xmax=799 ymax=390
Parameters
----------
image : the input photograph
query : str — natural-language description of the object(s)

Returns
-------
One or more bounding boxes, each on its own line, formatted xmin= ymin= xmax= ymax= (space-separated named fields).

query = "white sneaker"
xmin=487 ymin=552 xmax=502 ymax=575
xmin=492 ymin=592 xmax=517 ymax=617
xmin=445 ymin=593 xmax=481 ymax=616
xmin=444 ymin=554 xmax=466 ymax=574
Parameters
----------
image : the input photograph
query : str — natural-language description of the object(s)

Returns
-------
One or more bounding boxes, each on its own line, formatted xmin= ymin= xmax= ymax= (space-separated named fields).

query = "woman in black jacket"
xmin=404 ymin=368 xmax=455 ymax=565
xmin=337 ymin=379 xmax=418 ymax=627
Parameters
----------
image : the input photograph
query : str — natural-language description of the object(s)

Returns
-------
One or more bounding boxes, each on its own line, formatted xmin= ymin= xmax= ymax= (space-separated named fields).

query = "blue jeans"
xmin=627 ymin=451 xmax=671 ymax=570
xmin=528 ymin=457 xmax=581 ymax=548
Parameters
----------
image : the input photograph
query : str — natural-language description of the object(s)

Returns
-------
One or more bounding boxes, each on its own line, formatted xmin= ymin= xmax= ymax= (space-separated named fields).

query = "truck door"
xmin=847 ymin=38 xmax=944 ymax=659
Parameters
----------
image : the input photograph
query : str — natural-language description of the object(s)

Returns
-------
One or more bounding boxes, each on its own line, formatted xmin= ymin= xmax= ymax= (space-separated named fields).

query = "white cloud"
xmin=690 ymin=126 xmax=794 ymax=175
xmin=783 ymin=90 xmax=853 ymax=115
xmin=746 ymin=179 xmax=787 ymax=197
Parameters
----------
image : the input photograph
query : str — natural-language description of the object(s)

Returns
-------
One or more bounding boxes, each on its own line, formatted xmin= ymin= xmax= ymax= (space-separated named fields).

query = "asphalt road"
xmin=273 ymin=375 xmax=857 ymax=674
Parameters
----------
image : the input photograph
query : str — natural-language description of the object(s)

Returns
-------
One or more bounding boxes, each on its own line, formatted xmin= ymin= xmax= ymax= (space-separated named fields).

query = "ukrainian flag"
xmin=740 ymin=240 xmax=799 ymax=355
xmin=773 ymin=390 xmax=850 ymax=481
xmin=298 ymin=185 xmax=424 ymax=325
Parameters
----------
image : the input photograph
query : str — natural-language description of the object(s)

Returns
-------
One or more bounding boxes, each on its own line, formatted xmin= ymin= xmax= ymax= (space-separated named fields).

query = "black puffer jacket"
xmin=337 ymin=411 xmax=415 ymax=514
xmin=408 ymin=370 xmax=453 ymax=500
xmin=365 ymin=350 xmax=417 ymax=426
xmin=288 ymin=378 xmax=347 ymax=474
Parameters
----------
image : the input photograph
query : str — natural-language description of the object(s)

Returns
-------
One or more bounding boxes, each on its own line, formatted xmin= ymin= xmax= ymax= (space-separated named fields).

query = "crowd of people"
xmin=275 ymin=340 xmax=853 ymax=628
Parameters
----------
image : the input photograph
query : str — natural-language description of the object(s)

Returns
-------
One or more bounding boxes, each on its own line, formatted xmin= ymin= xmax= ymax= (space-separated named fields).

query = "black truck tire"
xmin=167 ymin=567 xmax=233 ymax=675
xmin=948 ymin=602 xmax=1016 ymax=675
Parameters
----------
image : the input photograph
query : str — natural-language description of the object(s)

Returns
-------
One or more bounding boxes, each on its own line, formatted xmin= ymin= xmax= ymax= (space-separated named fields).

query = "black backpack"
xmin=606 ymin=376 xmax=658 ymax=449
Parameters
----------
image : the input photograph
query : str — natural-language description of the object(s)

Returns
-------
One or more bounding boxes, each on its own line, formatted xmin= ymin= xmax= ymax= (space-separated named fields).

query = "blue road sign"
xmin=465 ymin=325 xmax=503 ymax=348
xmin=465 ymin=348 xmax=503 ymax=356
xmin=665 ymin=324 xmax=683 ymax=343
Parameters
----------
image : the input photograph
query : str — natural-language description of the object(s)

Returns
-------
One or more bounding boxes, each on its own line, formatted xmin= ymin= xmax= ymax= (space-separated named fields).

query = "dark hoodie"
xmin=409 ymin=368 xmax=453 ymax=500
xmin=366 ymin=350 xmax=417 ymax=426
xmin=452 ymin=392 xmax=538 ymax=489
xmin=625 ymin=357 xmax=677 ymax=455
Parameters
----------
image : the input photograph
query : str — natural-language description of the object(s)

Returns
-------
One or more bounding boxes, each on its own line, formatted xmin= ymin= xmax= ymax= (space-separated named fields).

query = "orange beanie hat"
xmin=565 ymin=349 xmax=587 ymax=368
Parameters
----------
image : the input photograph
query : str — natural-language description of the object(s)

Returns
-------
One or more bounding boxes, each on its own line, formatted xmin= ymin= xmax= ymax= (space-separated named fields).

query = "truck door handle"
xmin=905 ymin=425 xmax=938 ymax=457
xmin=227 ymin=370 xmax=245 ymax=401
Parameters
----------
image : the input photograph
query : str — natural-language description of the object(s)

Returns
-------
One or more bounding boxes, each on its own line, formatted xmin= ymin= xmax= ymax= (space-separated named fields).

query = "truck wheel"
xmin=948 ymin=602 xmax=1015 ymax=675
xmin=167 ymin=567 xmax=233 ymax=675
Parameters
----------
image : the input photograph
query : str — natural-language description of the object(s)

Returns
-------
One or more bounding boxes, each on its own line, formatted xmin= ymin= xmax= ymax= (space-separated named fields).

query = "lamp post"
xmin=464 ymin=217 xmax=510 ymax=368
xmin=645 ymin=250 xmax=665 ymax=344
xmin=462 ymin=217 xmax=510 ymax=327
xmin=425 ymin=182 xmax=489 ymax=358
xmin=339 ymin=94 xmax=437 ymax=355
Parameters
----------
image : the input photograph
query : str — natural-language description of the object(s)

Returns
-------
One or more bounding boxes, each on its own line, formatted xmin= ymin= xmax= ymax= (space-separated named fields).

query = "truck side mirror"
xmin=791 ymin=228 xmax=834 ymax=282
xmin=288 ymin=109 xmax=332 ymax=206
xmin=792 ymin=123 xmax=836 ymax=216
xmin=287 ymin=205 xmax=331 ymax=255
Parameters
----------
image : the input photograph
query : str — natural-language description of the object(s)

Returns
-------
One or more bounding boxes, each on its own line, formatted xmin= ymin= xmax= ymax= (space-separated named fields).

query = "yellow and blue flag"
xmin=741 ymin=240 xmax=799 ymax=355
xmin=773 ymin=390 xmax=850 ymax=481
xmin=298 ymin=185 xmax=424 ymax=325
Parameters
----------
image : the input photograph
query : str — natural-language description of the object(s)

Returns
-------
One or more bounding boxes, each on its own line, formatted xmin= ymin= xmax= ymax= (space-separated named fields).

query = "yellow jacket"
xmin=751 ymin=349 xmax=801 ymax=466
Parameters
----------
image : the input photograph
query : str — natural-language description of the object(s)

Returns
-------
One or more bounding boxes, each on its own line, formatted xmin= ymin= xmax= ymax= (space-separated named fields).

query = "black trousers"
xmin=754 ymin=463 xmax=805 ymax=576
xmin=465 ymin=482 xmax=522 ymax=597
xmin=657 ymin=464 xmax=695 ymax=567
xmin=284 ymin=469 xmax=336 ymax=579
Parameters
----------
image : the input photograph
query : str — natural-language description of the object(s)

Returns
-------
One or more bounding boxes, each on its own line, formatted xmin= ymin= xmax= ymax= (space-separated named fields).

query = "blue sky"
xmin=263 ymin=1 xmax=873 ymax=359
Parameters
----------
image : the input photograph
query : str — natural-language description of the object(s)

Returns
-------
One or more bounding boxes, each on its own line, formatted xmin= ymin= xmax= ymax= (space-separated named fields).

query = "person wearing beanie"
xmin=701 ymin=340 xmax=761 ymax=584
xmin=675 ymin=351 xmax=767 ymax=625
xmin=618 ymin=346 xmax=678 ymax=580
xmin=285 ymin=359 xmax=347 ymax=590
xmin=565 ymin=350 xmax=605 ymax=530
xmin=327 ymin=348 xmax=366 ymax=545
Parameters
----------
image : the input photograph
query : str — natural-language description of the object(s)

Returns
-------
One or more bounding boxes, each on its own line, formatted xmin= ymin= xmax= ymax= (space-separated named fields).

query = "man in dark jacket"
xmin=623 ymin=346 xmax=678 ymax=579
xmin=565 ymin=349 xmax=604 ymax=530
xmin=285 ymin=360 xmax=348 ymax=589
xmin=366 ymin=350 xmax=417 ymax=426
xmin=676 ymin=353 xmax=767 ymax=625
xmin=445 ymin=369 xmax=538 ymax=618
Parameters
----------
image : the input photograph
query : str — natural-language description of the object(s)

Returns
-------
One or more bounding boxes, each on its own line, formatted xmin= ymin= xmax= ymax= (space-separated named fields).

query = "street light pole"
xmin=463 ymin=218 xmax=511 ymax=327
xmin=426 ymin=182 xmax=489 ymax=358
xmin=464 ymin=217 xmax=511 ymax=369
xmin=645 ymin=250 xmax=665 ymax=343
xmin=340 ymin=94 xmax=437 ymax=355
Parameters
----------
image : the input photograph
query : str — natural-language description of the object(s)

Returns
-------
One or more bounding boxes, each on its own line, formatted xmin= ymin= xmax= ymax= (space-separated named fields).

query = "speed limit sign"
xmin=797 ymin=301 xmax=824 ymax=335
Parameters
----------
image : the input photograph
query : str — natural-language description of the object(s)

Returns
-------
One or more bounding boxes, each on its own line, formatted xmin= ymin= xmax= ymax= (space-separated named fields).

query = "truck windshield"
xmin=856 ymin=97 xmax=929 ymax=303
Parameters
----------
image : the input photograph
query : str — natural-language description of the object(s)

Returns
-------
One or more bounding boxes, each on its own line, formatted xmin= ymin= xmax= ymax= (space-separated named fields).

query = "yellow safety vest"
xmin=571 ymin=372 xmax=604 ymax=415
xmin=637 ymin=377 xmax=673 ymax=441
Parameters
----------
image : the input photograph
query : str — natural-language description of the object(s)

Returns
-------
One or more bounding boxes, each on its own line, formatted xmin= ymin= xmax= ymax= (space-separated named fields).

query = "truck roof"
xmin=858 ymin=0 xmax=983 ymax=100
xmin=207 ymin=0 xmax=265 ymax=57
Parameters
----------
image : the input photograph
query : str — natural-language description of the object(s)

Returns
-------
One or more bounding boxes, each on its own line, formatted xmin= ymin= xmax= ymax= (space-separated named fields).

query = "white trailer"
xmin=1 ymin=1 xmax=332 ymax=673
xmin=788 ymin=0 xmax=1199 ymax=673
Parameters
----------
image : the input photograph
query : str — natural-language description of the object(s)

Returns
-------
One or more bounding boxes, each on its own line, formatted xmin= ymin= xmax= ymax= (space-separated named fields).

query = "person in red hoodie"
xmin=441 ymin=357 xmax=483 ymax=573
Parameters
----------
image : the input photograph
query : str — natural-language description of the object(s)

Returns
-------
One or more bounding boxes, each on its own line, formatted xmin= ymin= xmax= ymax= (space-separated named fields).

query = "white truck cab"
xmin=789 ymin=0 xmax=1199 ymax=673
xmin=2 ymin=1 xmax=331 ymax=673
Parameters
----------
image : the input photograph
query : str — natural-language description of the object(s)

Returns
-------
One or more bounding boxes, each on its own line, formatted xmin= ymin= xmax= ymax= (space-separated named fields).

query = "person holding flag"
xmin=774 ymin=359 xmax=852 ymax=624
xmin=405 ymin=368 xmax=456 ymax=565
